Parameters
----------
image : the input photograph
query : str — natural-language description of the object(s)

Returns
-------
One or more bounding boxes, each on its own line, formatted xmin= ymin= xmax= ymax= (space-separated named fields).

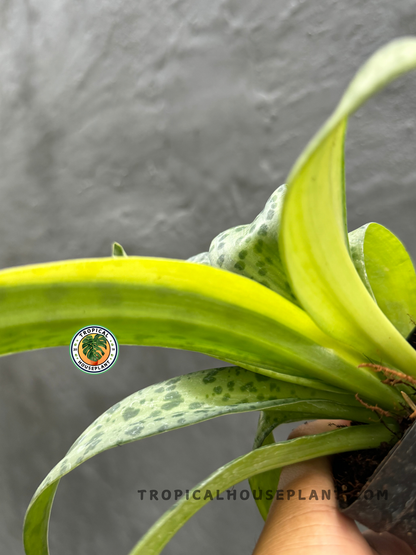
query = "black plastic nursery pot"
xmin=339 ymin=419 xmax=416 ymax=546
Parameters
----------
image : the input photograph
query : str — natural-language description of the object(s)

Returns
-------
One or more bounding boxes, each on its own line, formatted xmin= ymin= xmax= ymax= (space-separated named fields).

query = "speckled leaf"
xmin=128 ymin=423 xmax=397 ymax=555
xmin=208 ymin=184 xmax=299 ymax=304
xmin=0 ymin=257 xmax=401 ymax=408
xmin=281 ymin=38 xmax=416 ymax=378
xmin=112 ymin=242 xmax=128 ymax=257
xmin=187 ymin=251 xmax=210 ymax=265
xmin=349 ymin=223 xmax=416 ymax=338
xmin=23 ymin=366 xmax=373 ymax=555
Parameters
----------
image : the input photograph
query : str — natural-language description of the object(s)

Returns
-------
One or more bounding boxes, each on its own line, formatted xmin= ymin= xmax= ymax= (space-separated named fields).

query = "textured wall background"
xmin=1 ymin=1 xmax=416 ymax=553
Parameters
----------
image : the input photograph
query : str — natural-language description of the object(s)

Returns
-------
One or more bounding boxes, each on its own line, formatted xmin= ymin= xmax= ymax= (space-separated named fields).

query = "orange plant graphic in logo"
xmin=70 ymin=326 xmax=118 ymax=374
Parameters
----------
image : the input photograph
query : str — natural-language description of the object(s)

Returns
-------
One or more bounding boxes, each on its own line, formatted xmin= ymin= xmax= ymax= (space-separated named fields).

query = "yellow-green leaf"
xmin=349 ymin=223 xmax=416 ymax=338
xmin=0 ymin=257 xmax=401 ymax=407
xmin=281 ymin=37 xmax=416 ymax=377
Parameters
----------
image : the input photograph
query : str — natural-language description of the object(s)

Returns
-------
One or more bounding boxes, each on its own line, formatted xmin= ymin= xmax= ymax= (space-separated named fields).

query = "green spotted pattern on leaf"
xmin=23 ymin=366 xmax=373 ymax=555
xmin=187 ymin=252 xmax=210 ymax=265
xmin=9 ymin=38 xmax=416 ymax=555
xmin=189 ymin=184 xmax=299 ymax=304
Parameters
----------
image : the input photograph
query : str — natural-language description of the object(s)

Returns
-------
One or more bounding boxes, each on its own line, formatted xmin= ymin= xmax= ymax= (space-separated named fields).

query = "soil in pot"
xmin=332 ymin=415 xmax=414 ymax=509
xmin=332 ymin=441 xmax=393 ymax=509
xmin=332 ymin=416 xmax=416 ymax=537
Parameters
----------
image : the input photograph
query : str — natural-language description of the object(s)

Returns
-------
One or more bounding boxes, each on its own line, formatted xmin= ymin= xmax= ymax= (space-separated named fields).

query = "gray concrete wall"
xmin=1 ymin=1 xmax=416 ymax=553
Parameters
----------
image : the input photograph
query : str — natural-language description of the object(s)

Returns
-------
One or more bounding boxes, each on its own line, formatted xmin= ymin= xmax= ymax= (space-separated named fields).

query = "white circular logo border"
xmin=70 ymin=325 xmax=119 ymax=374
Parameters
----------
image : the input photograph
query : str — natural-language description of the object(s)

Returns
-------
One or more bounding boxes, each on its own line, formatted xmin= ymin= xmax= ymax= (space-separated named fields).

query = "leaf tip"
xmin=112 ymin=242 xmax=128 ymax=258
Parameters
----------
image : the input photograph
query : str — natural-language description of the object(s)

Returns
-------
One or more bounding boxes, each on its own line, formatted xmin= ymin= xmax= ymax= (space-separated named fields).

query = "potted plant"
xmin=2 ymin=37 xmax=416 ymax=555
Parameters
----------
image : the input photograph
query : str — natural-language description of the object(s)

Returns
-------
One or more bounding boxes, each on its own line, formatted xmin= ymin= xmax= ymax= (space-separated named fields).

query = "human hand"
xmin=253 ymin=420 xmax=416 ymax=555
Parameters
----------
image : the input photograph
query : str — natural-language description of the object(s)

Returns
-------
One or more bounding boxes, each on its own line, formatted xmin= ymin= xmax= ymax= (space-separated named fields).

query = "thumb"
xmin=253 ymin=419 xmax=371 ymax=555
xmin=278 ymin=419 xmax=348 ymax=502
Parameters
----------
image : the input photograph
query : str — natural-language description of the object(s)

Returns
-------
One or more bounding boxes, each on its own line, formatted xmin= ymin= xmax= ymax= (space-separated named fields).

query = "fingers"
xmin=253 ymin=419 xmax=373 ymax=555
xmin=278 ymin=420 xmax=350 ymax=498
xmin=363 ymin=530 xmax=416 ymax=555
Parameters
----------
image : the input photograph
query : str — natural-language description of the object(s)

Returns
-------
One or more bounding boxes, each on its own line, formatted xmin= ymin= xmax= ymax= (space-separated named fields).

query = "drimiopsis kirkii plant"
xmin=2 ymin=38 xmax=416 ymax=555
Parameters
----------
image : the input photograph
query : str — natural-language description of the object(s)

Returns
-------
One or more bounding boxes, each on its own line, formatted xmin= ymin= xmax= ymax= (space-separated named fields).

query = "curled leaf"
xmin=349 ymin=223 xmax=416 ymax=338
xmin=281 ymin=38 xmax=416 ymax=377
